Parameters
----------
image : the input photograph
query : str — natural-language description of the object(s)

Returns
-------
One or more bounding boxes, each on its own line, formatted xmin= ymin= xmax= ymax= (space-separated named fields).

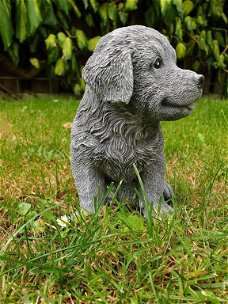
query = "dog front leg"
xmin=72 ymin=162 xmax=106 ymax=213
xmin=140 ymin=163 xmax=174 ymax=217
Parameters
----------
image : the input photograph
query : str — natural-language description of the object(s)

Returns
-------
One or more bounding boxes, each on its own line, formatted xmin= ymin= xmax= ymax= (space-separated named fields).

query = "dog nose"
xmin=196 ymin=75 xmax=204 ymax=89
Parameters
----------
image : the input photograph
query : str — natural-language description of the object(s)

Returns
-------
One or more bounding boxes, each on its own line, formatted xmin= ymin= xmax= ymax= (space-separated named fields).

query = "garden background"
xmin=0 ymin=0 xmax=227 ymax=97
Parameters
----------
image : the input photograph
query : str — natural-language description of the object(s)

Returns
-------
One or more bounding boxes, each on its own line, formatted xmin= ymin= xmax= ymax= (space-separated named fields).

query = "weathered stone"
xmin=71 ymin=25 xmax=204 ymax=217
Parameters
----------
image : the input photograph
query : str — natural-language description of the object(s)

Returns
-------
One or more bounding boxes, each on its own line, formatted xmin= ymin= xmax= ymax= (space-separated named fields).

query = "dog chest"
xmin=94 ymin=136 xmax=161 ymax=181
xmin=72 ymin=95 xmax=164 ymax=181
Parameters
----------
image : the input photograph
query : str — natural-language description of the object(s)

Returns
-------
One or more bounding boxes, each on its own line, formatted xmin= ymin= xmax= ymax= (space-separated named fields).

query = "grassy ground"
xmin=0 ymin=96 xmax=227 ymax=303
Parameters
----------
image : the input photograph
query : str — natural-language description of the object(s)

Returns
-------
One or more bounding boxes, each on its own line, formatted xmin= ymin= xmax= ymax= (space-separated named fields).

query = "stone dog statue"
xmin=71 ymin=25 xmax=204 ymax=217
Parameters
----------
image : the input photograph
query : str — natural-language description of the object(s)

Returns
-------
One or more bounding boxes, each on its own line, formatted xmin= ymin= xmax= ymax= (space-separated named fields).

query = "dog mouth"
xmin=161 ymin=98 xmax=195 ymax=110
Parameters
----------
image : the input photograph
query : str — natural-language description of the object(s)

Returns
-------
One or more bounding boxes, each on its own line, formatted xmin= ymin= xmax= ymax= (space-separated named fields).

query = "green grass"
xmin=0 ymin=96 xmax=227 ymax=303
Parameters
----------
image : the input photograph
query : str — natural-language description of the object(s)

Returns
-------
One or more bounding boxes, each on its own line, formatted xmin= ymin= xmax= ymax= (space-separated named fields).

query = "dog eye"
xmin=153 ymin=58 xmax=163 ymax=69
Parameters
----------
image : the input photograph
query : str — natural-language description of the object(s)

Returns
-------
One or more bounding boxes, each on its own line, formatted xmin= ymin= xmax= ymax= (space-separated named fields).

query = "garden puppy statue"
xmin=71 ymin=25 xmax=204 ymax=217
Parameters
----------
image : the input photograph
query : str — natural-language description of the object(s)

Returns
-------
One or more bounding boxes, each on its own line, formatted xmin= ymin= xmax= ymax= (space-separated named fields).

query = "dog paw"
xmin=141 ymin=201 xmax=174 ymax=219
xmin=163 ymin=181 xmax=173 ymax=202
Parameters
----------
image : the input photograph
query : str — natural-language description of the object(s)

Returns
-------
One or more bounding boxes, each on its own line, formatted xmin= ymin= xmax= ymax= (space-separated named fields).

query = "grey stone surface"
xmin=71 ymin=25 xmax=204 ymax=217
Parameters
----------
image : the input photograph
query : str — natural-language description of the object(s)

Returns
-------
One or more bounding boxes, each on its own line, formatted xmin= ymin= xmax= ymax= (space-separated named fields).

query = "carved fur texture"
xmin=71 ymin=25 xmax=204 ymax=217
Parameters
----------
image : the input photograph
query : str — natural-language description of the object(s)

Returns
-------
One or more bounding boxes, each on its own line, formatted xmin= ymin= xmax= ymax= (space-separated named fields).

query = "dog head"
xmin=82 ymin=25 xmax=204 ymax=121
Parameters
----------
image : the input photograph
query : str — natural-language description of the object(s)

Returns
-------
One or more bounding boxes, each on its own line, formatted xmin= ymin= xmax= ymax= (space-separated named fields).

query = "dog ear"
xmin=82 ymin=49 xmax=133 ymax=104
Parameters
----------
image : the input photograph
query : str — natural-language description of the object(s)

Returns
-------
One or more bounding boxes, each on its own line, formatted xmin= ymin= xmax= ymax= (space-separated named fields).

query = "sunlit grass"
xmin=0 ymin=96 xmax=227 ymax=303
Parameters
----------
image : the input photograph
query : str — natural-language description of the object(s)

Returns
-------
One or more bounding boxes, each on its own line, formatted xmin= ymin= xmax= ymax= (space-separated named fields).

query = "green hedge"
xmin=0 ymin=0 xmax=227 ymax=95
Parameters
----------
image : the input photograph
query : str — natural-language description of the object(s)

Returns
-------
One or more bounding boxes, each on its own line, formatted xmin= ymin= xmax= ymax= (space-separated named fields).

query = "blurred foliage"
xmin=0 ymin=0 xmax=227 ymax=95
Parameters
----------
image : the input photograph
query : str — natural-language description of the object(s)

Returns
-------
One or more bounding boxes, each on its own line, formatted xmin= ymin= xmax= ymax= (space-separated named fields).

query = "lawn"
xmin=0 ymin=96 xmax=227 ymax=303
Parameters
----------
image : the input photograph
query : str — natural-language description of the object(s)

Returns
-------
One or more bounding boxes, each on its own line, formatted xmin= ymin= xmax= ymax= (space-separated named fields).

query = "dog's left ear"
xmin=82 ymin=49 xmax=133 ymax=104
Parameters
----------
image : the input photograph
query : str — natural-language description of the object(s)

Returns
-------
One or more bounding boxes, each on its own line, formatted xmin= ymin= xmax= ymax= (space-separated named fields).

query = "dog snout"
xmin=195 ymin=74 xmax=205 ymax=89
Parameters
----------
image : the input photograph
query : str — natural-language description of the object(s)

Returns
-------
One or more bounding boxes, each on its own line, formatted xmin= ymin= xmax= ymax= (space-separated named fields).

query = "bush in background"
xmin=0 ymin=0 xmax=227 ymax=95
